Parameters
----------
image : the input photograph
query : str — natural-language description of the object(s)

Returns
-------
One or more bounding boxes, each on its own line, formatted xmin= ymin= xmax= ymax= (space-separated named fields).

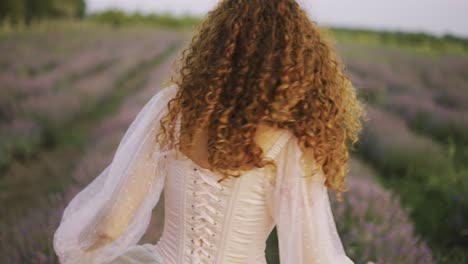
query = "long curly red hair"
xmin=156 ymin=0 xmax=366 ymax=200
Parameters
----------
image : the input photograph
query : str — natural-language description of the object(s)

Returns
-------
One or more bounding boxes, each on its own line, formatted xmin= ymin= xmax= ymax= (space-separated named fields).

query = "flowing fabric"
xmin=267 ymin=134 xmax=354 ymax=264
xmin=53 ymin=84 xmax=178 ymax=264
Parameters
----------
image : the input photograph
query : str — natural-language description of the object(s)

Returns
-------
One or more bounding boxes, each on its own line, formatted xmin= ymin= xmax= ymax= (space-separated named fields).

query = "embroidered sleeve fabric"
xmin=268 ymin=135 xmax=354 ymax=264
xmin=53 ymin=85 xmax=178 ymax=264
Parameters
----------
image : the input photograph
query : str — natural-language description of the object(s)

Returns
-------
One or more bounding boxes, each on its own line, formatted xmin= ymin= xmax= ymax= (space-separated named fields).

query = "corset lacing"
xmin=190 ymin=167 xmax=224 ymax=263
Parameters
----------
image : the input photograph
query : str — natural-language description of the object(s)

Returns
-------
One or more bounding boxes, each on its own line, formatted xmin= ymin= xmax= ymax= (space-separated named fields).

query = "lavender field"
xmin=0 ymin=22 xmax=467 ymax=264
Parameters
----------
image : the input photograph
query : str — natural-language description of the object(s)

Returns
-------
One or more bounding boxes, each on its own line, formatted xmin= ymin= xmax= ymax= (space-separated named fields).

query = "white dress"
xmin=53 ymin=84 xmax=354 ymax=264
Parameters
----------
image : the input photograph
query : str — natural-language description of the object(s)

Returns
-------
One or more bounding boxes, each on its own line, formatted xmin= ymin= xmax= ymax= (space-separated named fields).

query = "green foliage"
xmin=0 ymin=0 xmax=25 ymax=24
xmin=357 ymin=130 xmax=468 ymax=263
xmin=330 ymin=27 xmax=468 ymax=56
xmin=0 ymin=0 xmax=86 ymax=25
xmin=411 ymin=112 xmax=468 ymax=147
xmin=361 ymin=86 xmax=388 ymax=106
xmin=88 ymin=10 xmax=202 ymax=30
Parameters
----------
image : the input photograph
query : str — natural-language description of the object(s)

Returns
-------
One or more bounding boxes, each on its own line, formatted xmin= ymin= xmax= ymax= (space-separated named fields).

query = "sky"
xmin=86 ymin=0 xmax=468 ymax=38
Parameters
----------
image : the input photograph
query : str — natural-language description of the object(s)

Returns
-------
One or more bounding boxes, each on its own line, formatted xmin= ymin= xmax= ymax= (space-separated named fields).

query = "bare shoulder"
xmin=255 ymin=123 xmax=290 ymax=154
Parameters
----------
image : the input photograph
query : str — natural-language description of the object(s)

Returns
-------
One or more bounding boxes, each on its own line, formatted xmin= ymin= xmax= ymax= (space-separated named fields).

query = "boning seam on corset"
xmin=214 ymin=177 xmax=242 ymax=263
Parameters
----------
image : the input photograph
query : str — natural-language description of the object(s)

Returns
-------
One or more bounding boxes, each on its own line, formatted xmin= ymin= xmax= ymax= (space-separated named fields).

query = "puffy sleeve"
xmin=267 ymin=133 xmax=354 ymax=264
xmin=53 ymin=84 xmax=178 ymax=264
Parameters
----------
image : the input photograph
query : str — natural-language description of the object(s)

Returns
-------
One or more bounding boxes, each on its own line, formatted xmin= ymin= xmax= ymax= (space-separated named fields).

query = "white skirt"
xmin=108 ymin=244 xmax=165 ymax=264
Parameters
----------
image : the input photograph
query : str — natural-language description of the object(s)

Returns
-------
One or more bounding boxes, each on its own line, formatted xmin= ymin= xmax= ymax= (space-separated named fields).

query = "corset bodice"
xmin=156 ymin=138 xmax=290 ymax=264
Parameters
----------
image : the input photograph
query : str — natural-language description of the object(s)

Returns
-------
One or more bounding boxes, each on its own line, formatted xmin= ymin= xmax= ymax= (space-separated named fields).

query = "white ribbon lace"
xmin=189 ymin=168 xmax=224 ymax=263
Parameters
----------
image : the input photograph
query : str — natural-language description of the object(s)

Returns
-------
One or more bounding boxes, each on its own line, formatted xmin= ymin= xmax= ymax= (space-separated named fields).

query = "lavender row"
xmin=0 ymin=28 xmax=181 ymax=172
xmin=340 ymin=43 xmax=468 ymax=144
xmin=358 ymin=105 xmax=467 ymax=261
xmin=330 ymin=159 xmax=435 ymax=264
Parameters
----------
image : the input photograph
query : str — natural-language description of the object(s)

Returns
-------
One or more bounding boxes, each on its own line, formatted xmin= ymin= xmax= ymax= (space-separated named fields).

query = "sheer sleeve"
xmin=267 ymin=133 xmax=354 ymax=264
xmin=53 ymin=84 xmax=178 ymax=264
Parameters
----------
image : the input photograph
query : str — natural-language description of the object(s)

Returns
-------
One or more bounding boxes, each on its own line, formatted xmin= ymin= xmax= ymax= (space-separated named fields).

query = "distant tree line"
xmin=89 ymin=10 xmax=201 ymax=29
xmin=0 ymin=0 xmax=86 ymax=24
xmin=331 ymin=26 xmax=468 ymax=53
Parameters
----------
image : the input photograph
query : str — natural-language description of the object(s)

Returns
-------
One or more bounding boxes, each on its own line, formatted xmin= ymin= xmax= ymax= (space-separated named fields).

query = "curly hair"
xmin=156 ymin=0 xmax=366 ymax=200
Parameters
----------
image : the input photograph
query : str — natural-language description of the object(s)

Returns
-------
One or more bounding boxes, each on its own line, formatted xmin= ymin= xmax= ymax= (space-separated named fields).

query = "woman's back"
xmin=179 ymin=122 xmax=287 ymax=171
xmin=54 ymin=84 xmax=355 ymax=264
xmin=156 ymin=111 xmax=293 ymax=263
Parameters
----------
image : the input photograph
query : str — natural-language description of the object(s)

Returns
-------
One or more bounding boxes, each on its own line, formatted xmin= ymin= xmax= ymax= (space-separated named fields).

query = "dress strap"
xmin=264 ymin=130 xmax=294 ymax=160
xmin=175 ymin=111 xmax=182 ymax=141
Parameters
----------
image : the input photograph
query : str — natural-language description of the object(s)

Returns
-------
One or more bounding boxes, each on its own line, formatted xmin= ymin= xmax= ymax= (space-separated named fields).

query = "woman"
xmin=53 ymin=0 xmax=366 ymax=263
